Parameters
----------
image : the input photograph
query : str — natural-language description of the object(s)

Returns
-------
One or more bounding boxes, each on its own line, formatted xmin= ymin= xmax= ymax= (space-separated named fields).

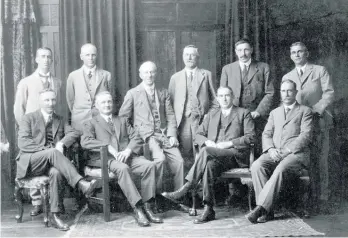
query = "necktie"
xmin=88 ymin=71 xmax=92 ymax=79
xmin=107 ymin=117 xmax=115 ymax=133
xmin=39 ymin=74 xmax=50 ymax=88
xmin=188 ymin=71 xmax=193 ymax=82
xmin=285 ymin=107 xmax=291 ymax=118
xmin=46 ymin=115 xmax=53 ymax=125
xmin=300 ymin=69 xmax=304 ymax=76
xmin=241 ymin=64 xmax=248 ymax=79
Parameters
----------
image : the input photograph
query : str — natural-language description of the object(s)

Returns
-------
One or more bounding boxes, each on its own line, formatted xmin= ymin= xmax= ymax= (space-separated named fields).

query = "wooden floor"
xmin=1 ymin=198 xmax=348 ymax=237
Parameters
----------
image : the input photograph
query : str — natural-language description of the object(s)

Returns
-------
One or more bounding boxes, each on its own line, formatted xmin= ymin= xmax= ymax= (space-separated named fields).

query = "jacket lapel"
xmin=79 ymin=67 xmax=92 ymax=101
xmin=52 ymin=113 xmax=61 ymax=139
xmin=112 ymin=116 xmax=120 ymax=145
xmin=194 ymin=68 xmax=204 ymax=96
xmin=283 ymin=102 xmax=300 ymax=127
xmin=288 ymin=68 xmax=301 ymax=90
xmin=224 ymin=107 xmax=238 ymax=132
xmin=179 ymin=69 xmax=187 ymax=100
xmin=208 ymin=110 xmax=221 ymax=142
xmin=96 ymin=114 xmax=113 ymax=134
xmin=137 ymin=85 xmax=152 ymax=113
xmin=93 ymin=67 xmax=104 ymax=97
xmin=36 ymin=110 xmax=46 ymax=134
xmin=232 ymin=62 xmax=242 ymax=99
xmin=300 ymin=64 xmax=313 ymax=87
xmin=247 ymin=61 xmax=259 ymax=84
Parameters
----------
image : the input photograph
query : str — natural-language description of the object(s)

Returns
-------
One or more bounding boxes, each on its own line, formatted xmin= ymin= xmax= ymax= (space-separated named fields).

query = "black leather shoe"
xmin=193 ymin=205 xmax=215 ymax=224
xmin=134 ymin=207 xmax=150 ymax=227
xmin=161 ymin=181 xmax=192 ymax=203
xmin=30 ymin=205 xmax=43 ymax=216
xmin=246 ymin=205 xmax=265 ymax=224
xmin=144 ymin=202 xmax=163 ymax=223
xmin=77 ymin=179 xmax=98 ymax=197
xmin=257 ymin=210 xmax=274 ymax=223
xmin=50 ymin=213 xmax=69 ymax=231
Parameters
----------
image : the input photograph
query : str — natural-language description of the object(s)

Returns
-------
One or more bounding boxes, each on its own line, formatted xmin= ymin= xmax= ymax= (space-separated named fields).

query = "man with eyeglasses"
xmin=282 ymin=42 xmax=334 ymax=213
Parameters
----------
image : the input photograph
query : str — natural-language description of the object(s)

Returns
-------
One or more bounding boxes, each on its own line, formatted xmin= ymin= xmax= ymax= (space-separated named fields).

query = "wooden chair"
xmin=14 ymin=176 xmax=50 ymax=226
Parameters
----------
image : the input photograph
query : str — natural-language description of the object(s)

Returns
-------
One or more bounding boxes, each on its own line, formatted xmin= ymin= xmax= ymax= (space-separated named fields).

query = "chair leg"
xmin=14 ymin=184 xmax=24 ymax=223
xmin=40 ymin=184 xmax=49 ymax=227
xmin=102 ymin=181 xmax=111 ymax=222
xmin=189 ymin=189 xmax=197 ymax=216
xmin=247 ymin=184 xmax=253 ymax=211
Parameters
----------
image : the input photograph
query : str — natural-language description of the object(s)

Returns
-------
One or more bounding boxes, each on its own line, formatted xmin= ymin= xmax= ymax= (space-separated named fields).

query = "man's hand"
xmin=0 ymin=142 xmax=9 ymax=153
xmin=168 ymin=137 xmax=179 ymax=147
xmin=205 ymin=140 xmax=217 ymax=148
xmin=115 ymin=148 xmax=132 ymax=163
xmin=251 ymin=111 xmax=261 ymax=119
xmin=216 ymin=141 xmax=233 ymax=149
xmin=268 ymin=148 xmax=282 ymax=162
xmin=55 ymin=142 xmax=64 ymax=154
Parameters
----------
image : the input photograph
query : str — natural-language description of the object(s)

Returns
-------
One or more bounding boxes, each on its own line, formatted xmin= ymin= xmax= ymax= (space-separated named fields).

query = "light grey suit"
xmin=251 ymin=102 xmax=313 ymax=211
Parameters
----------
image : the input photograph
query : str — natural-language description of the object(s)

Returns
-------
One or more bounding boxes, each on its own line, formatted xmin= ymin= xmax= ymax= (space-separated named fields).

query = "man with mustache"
xmin=220 ymin=38 xmax=274 ymax=202
xmin=282 ymin=42 xmax=334 ymax=212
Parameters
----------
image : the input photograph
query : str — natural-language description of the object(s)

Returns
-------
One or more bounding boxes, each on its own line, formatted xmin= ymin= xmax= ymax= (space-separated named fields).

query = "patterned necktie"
xmin=107 ymin=117 xmax=115 ymax=133
xmin=46 ymin=115 xmax=53 ymax=125
xmin=241 ymin=64 xmax=248 ymax=79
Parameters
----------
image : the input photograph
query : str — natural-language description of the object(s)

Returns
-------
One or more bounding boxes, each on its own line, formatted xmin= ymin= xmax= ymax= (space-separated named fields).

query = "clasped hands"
xmin=108 ymin=145 xmax=132 ymax=163
xmin=204 ymin=140 xmax=233 ymax=149
xmin=268 ymin=148 xmax=291 ymax=162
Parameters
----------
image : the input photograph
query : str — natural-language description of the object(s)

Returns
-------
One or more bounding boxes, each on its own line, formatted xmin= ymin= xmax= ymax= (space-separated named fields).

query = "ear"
xmin=80 ymin=53 xmax=83 ymax=61
xmin=35 ymin=57 xmax=39 ymax=64
xmin=250 ymin=47 xmax=254 ymax=54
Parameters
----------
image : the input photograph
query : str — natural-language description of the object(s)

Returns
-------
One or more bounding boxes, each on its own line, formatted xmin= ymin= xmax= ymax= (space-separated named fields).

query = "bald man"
xmin=119 ymin=61 xmax=184 ymax=194
xmin=66 ymin=43 xmax=112 ymax=132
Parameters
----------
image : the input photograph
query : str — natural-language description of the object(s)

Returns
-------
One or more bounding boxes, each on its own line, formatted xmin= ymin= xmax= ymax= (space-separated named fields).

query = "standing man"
xmin=81 ymin=91 xmax=163 ymax=227
xmin=16 ymin=89 xmax=98 ymax=231
xmin=119 ymin=61 xmax=184 ymax=193
xmin=169 ymin=45 xmax=218 ymax=170
xmin=162 ymin=86 xmax=255 ymax=224
xmin=14 ymin=47 xmax=62 ymax=217
xmin=282 ymin=42 xmax=334 ymax=210
xmin=220 ymin=38 xmax=274 ymax=157
xmin=246 ymin=80 xmax=313 ymax=223
xmin=66 ymin=43 xmax=112 ymax=132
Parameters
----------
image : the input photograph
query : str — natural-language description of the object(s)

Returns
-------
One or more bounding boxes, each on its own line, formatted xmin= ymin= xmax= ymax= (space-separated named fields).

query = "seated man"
xmin=162 ymin=86 xmax=255 ymax=224
xmin=246 ymin=79 xmax=313 ymax=223
xmin=81 ymin=91 xmax=163 ymax=227
xmin=16 ymin=89 xmax=98 ymax=231
xmin=119 ymin=61 xmax=184 ymax=194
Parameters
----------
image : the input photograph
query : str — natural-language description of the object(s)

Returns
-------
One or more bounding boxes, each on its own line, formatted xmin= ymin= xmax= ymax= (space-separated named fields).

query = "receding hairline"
xmin=281 ymin=79 xmax=297 ymax=90
xmin=183 ymin=45 xmax=199 ymax=56
xmin=81 ymin=43 xmax=97 ymax=53
xmin=95 ymin=91 xmax=113 ymax=102
xmin=217 ymin=86 xmax=233 ymax=95
xmin=139 ymin=61 xmax=157 ymax=72
xmin=36 ymin=47 xmax=52 ymax=58
xmin=290 ymin=42 xmax=308 ymax=51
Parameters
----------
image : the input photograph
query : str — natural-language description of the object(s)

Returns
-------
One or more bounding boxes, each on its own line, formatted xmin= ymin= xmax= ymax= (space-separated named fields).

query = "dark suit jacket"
xmin=282 ymin=64 xmax=334 ymax=130
xmin=119 ymin=84 xmax=177 ymax=141
xmin=16 ymin=110 xmax=80 ymax=179
xmin=80 ymin=115 xmax=143 ymax=167
xmin=220 ymin=61 xmax=274 ymax=117
xmin=195 ymin=107 xmax=255 ymax=167
xmin=168 ymin=68 xmax=218 ymax=127
xmin=263 ymin=102 xmax=313 ymax=167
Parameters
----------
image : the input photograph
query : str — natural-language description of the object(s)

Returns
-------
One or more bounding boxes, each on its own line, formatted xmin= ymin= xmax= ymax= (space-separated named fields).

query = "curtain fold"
xmin=59 ymin=0 xmax=138 ymax=114
xmin=1 ymin=0 xmax=40 ymax=199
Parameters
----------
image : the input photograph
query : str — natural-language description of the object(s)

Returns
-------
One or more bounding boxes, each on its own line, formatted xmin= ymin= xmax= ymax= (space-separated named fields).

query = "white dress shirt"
xmin=296 ymin=63 xmax=307 ymax=76
xmin=185 ymin=67 xmax=197 ymax=78
xmin=37 ymin=69 xmax=54 ymax=90
xmin=83 ymin=65 xmax=97 ymax=80
xmin=239 ymin=59 xmax=252 ymax=71
xmin=221 ymin=107 xmax=232 ymax=117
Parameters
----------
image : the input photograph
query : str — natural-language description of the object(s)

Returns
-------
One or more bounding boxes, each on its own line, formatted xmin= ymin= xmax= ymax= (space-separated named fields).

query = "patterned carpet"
xmin=67 ymin=206 xmax=325 ymax=237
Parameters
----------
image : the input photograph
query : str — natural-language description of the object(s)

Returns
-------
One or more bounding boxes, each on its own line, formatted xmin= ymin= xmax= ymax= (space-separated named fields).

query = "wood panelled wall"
xmin=137 ymin=0 xmax=227 ymax=89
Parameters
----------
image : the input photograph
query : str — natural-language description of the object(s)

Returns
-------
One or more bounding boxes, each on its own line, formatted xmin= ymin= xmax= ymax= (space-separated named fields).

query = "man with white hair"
xmin=66 ymin=43 xmax=112 ymax=132
xmin=119 ymin=61 xmax=184 ymax=196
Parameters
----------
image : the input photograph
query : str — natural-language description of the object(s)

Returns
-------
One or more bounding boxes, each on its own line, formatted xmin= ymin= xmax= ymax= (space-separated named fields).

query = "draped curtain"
xmin=1 ymin=0 xmax=40 ymax=200
xmin=59 ymin=0 xmax=138 ymax=114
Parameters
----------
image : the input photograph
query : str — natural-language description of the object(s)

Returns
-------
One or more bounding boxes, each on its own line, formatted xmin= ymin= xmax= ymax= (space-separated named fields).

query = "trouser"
xmin=27 ymin=148 xmax=83 ymax=213
xmin=30 ymin=188 xmax=42 ymax=206
xmin=148 ymin=135 xmax=184 ymax=192
xmin=108 ymin=155 xmax=156 ymax=207
xmin=251 ymin=153 xmax=306 ymax=212
xmin=185 ymin=147 xmax=240 ymax=204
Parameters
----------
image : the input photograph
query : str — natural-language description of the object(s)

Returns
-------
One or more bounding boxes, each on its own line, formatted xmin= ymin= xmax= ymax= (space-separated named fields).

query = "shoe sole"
xmin=161 ymin=193 xmax=181 ymax=204
xmin=84 ymin=179 xmax=99 ymax=198
xmin=245 ymin=214 xmax=258 ymax=224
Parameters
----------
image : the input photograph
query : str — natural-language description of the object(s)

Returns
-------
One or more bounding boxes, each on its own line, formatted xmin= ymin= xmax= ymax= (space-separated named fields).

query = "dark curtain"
xmin=1 ymin=0 xmax=40 ymax=200
xmin=59 ymin=0 xmax=138 ymax=114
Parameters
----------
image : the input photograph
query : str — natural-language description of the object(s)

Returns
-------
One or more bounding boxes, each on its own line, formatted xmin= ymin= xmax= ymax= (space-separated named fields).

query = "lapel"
xmin=224 ymin=107 xmax=238 ymax=132
xmin=35 ymin=110 xmax=46 ymax=135
xmin=137 ymin=84 xmax=152 ymax=113
xmin=95 ymin=114 xmax=113 ymax=135
xmin=93 ymin=67 xmax=104 ymax=96
xmin=300 ymin=64 xmax=313 ymax=87
xmin=156 ymin=87 xmax=164 ymax=111
xmin=79 ymin=67 xmax=92 ymax=100
xmin=283 ymin=102 xmax=300 ymax=127
xmin=231 ymin=62 xmax=241 ymax=98
xmin=209 ymin=110 xmax=221 ymax=142
xmin=112 ymin=116 xmax=121 ymax=143
xmin=179 ymin=69 xmax=187 ymax=100
xmin=247 ymin=61 xmax=259 ymax=84
xmin=51 ymin=113 xmax=61 ymax=139
xmin=193 ymin=68 xmax=205 ymax=96
xmin=288 ymin=68 xmax=301 ymax=90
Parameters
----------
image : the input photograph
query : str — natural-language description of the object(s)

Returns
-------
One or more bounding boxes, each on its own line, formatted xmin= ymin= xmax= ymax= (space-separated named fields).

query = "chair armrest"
xmin=100 ymin=146 xmax=109 ymax=185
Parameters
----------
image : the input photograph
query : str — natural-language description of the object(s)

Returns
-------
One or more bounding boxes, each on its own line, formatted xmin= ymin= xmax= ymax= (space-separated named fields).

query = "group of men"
xmin=13 ymin=38 xmax=334 ymax=230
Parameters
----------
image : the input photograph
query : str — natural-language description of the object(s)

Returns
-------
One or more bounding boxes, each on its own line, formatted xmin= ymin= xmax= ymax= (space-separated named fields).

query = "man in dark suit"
xmin=246 ymin=80 xmax=313 ymax=223
xmin=119 ymin=61 xmax=184 ymax=193
xmin=282 ymin=42 xmax=334 ymax=210
xmin=16 ymin=89 xmax=98 ymax=231
xmin=162 ymin=86 xmax=255 ymax=224
xmin=168 ymin=45 xmax=218 ymax=170
xmin=81 ymin=91 xmax=163 ymax=227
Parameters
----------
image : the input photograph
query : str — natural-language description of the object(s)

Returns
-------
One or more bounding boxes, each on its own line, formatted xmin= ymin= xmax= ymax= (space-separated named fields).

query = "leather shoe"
xmin=162 ymin=181 xmax=192 ymax=203
xmin=144 ymin=202 xmax=163 ymax=223
xmin=257 ymin=211 xmax=274 ymax=223
xmin=134 ymin=207 xmax=150 ymax=227
xmin=193 ymin=205 xmax=215 ymax=224
xmin=30 ymin=205 xmax=43 ymax=216
xmin=77 ymin=179 xmax=98 ymax=197
xmin=50 ymin=213 xmax=69 ymax=231
xmin=246 ymin=205 xmax=265 ymax=224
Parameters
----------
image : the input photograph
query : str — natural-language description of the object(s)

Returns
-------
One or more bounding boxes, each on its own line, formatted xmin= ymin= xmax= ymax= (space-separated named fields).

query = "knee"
xmin=153 ymin=153 xmax=166 ymax=164
xmin=273 ymin=163 xmax=289 ymax=176
xmin=48 ymin=167 xmax=62 ymax=179
xmin=251 ymin=159 xmax=261 ymax=174
xmin=114 ymin=163 xmax=131 ymax=175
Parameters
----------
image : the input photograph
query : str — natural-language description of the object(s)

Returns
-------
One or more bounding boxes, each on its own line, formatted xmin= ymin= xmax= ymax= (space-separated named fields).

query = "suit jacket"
xmin=14 ymin=71 xmax=62 ymax=124
xmin=282 ymin=64 xmax=334 ymax=130
xmin=16 ymin=110 xmax=80 ymax=179
xmin=119 ymin=84 xmax=177 ymax=141
xmin=66 ymin=66 xmax=111 ymax=131
xmin=220 ymin=60 xmax=274 ymax=117
xmin=195 ymin=107 xmax=255 ymax=167
xmin=263 ymin=102 xmax=313 ymax=167
xmin=168 ymin=68 xmax=218 ymax=127
xmin=80 ymin=115 xmax=143 ymax=167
